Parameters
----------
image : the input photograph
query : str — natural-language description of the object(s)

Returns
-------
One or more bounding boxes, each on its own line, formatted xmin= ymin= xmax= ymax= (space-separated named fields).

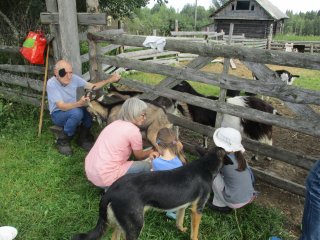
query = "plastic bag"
xmin=20 ymin=31 xmax=47 ymax=65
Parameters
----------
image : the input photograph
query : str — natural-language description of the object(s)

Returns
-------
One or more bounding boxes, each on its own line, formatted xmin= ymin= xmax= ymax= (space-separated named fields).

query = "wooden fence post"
xmin=175 ymin=20 xmax=179 ymax=32
xmin=267 ymin=23 xmax=273 ymax=50
xmin=45 ymin=0 xmax=62 ymax=62
xmin=215 ymin=23 xmax=233 ymax=129
xmin=57 ymin=0 xmax=82 ymax=75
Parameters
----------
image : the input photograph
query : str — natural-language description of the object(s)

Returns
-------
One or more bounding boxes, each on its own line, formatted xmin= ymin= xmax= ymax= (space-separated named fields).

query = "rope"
xmin=234 ymin=209 xmax=243 ymax=240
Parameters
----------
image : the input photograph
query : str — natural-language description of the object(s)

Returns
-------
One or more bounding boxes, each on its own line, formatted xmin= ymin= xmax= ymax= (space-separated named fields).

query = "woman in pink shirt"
xmin=85 ymin=98 xmax=159 ymax=189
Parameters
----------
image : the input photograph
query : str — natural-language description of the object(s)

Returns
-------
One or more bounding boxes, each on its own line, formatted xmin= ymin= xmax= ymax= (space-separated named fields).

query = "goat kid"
xmin=72 ymin=147 xmax=232 ymax=240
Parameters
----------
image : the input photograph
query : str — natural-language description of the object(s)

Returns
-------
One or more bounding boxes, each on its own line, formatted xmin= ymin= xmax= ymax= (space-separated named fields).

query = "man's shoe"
xmin=77 ymin=126 xmax=94 ymax=152
xmin=56 ymin=138 xmax=73 ymax=156
xmin=50 ymin=125 xmax=65 ymax=139
xmin=207 ymin=202 xmax=232 ymax=213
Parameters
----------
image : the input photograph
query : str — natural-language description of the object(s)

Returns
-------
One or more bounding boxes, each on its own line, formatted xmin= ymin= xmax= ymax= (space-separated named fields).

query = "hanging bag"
xmin=20 ymin=31 xmax=47 ymax=65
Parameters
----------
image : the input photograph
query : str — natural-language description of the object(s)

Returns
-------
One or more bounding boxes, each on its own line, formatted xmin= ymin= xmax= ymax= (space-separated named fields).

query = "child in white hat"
xmin=208 ymin=127 xmax=256 ymax=213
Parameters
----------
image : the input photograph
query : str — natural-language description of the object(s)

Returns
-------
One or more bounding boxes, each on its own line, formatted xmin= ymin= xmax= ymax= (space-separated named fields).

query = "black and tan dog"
xmin=72 ymin=147 xmax=232 ymax=240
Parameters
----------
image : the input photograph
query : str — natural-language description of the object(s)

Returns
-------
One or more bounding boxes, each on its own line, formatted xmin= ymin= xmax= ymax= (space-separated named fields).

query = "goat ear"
xmin=195 ymin=145 xmax=207 ymax=156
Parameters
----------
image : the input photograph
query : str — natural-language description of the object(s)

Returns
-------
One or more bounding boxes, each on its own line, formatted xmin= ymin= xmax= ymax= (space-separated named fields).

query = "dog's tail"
xmin=72 ymin=195 xmax=110 ymax=240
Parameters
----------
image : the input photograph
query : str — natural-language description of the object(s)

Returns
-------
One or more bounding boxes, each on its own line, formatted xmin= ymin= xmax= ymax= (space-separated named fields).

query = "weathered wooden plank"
xmin=284 ymin=102 xmax=320 ymax=121
xmin=252 ymin=167 xmax=306 ymax=196
xmin=0 ymin=86 xmax=42 ymax=107
xmin=167 ymin=113 xmax=317 ymax=170
xmin=81 ymin=44 xmax=120 ymax=63
xmin=40 ymin=12 xmax=107 ymax=25
xmin=88 ymin=33 xmax=320 ymax=70
xmin=244 ymin=62 xmax=320 ymax=120
xmin=0 ymin=64 xmax=47 ymax=74
xmin=139 ymin=56 xmax=214 ymax=101
xmin=181 ymin=145 xmax=308 ymax=197
xmin=0 ymin=45 xmax=19 ymax=54
xmin=97 ymin=55 xmax=320 ymax=105
xmin=45 ymin=0 xmax=62 ymax=61
xmin=242 ymin=138 xmax=317 ymax=170
xmin=170 ymin=31 xmax=221 ymax=36
xmin=57 ymin=0 xmax=82 ymax=75
xmin=118 ymin=49 xmax=179 ymax=59
xmin=98 ymin=75 xmax=320 ymax=137
xmin=162 ymin=89 xmax=320 ymax=137
xmin=0 ymin=72 xmax=43 ymax=92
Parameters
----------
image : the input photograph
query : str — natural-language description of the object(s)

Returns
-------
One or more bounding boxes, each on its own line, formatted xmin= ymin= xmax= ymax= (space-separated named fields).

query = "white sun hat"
xmin=213 ymin=127 xmax=245 ymax=153
xmin=0 ymin=226 xmax=18 ymax=240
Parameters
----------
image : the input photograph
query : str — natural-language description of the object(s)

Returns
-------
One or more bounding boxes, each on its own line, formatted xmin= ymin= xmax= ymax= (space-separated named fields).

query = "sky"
xmin=147 ymin=0 xmax=320 ymax=13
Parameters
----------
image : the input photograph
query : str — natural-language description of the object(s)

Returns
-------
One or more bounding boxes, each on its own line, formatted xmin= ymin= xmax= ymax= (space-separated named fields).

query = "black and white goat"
xmin=253 ymin=69 xmax=300 ymax=86
xmin=173 ymin=81 xmax=277 ymax=159
xmin=227 ymin=69 xmax=300 ymax=97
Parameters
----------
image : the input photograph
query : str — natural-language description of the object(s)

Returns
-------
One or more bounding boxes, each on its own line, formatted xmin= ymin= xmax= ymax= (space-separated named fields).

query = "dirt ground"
xmin=179 ymin=98 xmax=320 ymax=238
xmin=251 ymin=99 xmax=320 ymax=237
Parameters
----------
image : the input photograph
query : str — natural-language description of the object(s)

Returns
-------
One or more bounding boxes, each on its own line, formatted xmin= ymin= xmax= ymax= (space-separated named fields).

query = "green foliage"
xmin=179 ymin=5 xmax=211 ymax=31
xmin=127 ymin=5 xmax=178 ymax=35
xmin=127 ymin=3 xmax=212 ymax=35
xmin=283 ymin=10 xmax=320 ymax=36
xmin=0 ymin=100 xmax=39 ymax=131
xmin=0 ymin=102 xmax=294 ymax=239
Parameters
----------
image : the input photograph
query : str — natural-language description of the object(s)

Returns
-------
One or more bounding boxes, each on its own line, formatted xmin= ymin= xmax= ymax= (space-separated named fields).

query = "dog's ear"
xmin=215 ymin=147 xmax=233 ymax=166
xmin=223 ymin=155 xmax=234 ymax=165
xmin=195 ymin=145 xmax=207 ymax=156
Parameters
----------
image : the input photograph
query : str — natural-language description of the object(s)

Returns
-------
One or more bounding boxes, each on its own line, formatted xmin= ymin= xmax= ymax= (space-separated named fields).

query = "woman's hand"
xmin=148 ymin=151 xmax=159 ymax=160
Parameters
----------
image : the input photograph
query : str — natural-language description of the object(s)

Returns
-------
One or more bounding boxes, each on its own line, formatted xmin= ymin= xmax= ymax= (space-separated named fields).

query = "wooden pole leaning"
xmin=38 ymin=44 xmax=50 ymax=137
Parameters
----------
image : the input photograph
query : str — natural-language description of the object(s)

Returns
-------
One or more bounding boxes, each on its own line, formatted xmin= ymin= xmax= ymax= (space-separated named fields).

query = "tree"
xmin=0 ymin=0 xmax=168 ymax=44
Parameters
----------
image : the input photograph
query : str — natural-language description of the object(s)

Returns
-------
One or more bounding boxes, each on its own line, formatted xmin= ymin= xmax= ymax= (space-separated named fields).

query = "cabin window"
xmin=236 ymin=1 xmax=250 ymax=10
xmin=232 ymin=4 xmax=235 ymax=10
xmin=251 ymin=5 xmax=254 ymax=10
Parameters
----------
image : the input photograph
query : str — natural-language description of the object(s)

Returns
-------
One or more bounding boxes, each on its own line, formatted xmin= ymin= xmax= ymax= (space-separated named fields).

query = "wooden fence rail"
xmin=87 ymin=32 xmax=320 ymax=196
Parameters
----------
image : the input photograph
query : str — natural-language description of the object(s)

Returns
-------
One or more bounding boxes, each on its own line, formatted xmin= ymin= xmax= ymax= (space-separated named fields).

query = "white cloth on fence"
xmin=142 ymin=36 xmax=166 ymax=52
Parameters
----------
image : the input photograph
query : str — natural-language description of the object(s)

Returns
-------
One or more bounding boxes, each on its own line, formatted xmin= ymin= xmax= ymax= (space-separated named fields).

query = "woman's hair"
xmin=117 ymin=97 xmax=148 ymax=122
xmin=218 ymin=147 xmax=247 ymax=171
xmin=156 ymin=128 xmax=186 ymax=164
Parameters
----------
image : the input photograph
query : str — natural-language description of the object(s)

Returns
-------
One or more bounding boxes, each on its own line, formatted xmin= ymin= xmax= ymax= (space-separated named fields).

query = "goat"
xmin=227 ymin=69 xmax=300 ymax=98
xmin=172 ymin=81 xmax=277 ymax=159
xmin=87 ymin=96 xmax=173 ymax=151
xmin=253 ymin=69 xmax=300 ymax=86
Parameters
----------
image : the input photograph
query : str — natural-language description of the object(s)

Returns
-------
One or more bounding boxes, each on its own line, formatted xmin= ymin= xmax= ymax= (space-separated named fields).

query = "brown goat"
xmin=87 ymin=99 xmax=173 ymax=150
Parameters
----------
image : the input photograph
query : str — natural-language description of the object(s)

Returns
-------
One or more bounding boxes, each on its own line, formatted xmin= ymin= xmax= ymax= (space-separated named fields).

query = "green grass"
xmin=273 ymin=34 xmax=320 ymax=41
xmin=0 ymin=102 xmax=294 ymax=240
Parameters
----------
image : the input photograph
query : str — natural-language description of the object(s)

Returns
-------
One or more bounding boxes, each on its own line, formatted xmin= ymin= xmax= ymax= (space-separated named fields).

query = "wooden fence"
xmin=270 ymin=41 xmax=320 ymax=54
xmin=1 ymin=30 xmax=320 ymax=196
xmin=86 ymin=31 xmax=320 ymax=196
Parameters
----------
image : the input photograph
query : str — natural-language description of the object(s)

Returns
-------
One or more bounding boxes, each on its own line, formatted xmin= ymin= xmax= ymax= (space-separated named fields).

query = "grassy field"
xmin=0 ymin=102 xmax=295 ymax=240
xmin=273 ymin=34 xmax=320 ymax=41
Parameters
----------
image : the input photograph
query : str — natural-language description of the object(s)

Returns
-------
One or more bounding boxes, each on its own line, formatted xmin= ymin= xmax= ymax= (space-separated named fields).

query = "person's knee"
xmin=70 ymin=108 xmax=84 ymax=123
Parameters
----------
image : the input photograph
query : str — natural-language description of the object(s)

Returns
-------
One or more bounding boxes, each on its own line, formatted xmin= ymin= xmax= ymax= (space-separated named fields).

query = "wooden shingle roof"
xmin=210 ymin=0 xmax=288 ymax=20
